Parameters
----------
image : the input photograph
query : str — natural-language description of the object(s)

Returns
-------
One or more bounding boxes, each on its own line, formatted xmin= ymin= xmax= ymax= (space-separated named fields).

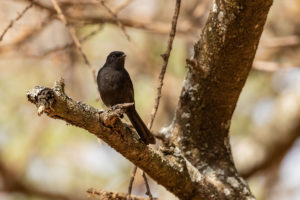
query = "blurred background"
xmin=0 ymin=0 xmax=299 ymax=199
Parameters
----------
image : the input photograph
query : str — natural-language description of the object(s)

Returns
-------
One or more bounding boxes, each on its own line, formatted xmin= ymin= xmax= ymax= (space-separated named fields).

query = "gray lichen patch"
xmin=185 ymin=158 xmax=202 ymax=183
xmin=27 ymin=86 xmax=56 ymax=116
xmin=218 ymin=11 xmax=225 ymax=22
xmin=226 ymin=177 xmax=239 ymax=188
xmin=181 ymin=112 xmax=191 ymax=119
xmin=182 ymin=73 xmax=200 ymax=102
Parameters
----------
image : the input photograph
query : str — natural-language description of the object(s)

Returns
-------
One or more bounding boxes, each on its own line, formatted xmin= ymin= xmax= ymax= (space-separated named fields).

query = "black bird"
xmin=97 ymin=51 xmax=155 ymax=145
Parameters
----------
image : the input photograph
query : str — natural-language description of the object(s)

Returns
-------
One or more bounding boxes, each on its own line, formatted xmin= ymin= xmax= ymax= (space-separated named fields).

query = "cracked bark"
xmin=27 ymin=0 xmax=273 ymax=199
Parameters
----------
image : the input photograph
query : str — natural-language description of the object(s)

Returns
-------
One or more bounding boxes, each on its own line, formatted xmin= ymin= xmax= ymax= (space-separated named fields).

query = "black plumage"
xmin=97 ymin=51 xmax=155 ymax=145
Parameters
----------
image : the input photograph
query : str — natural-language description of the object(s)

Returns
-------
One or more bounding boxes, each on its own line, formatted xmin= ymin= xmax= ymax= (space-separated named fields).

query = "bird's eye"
xmin=112 ymin=55 xmax=116 ymax=59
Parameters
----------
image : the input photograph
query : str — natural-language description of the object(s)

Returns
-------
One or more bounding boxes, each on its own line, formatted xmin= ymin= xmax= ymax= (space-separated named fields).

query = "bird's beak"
xmin=121 ymin=53 xmax=126 ymax=58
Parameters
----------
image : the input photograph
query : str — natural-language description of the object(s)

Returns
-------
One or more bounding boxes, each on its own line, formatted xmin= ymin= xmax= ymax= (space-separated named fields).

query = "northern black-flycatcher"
xmin=97 ymin=51 xmax=155 ymax=145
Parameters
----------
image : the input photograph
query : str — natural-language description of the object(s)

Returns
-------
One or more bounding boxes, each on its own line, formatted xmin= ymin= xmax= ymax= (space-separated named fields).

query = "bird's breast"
xmin=97 ymin=67 xmax=134 ymax=106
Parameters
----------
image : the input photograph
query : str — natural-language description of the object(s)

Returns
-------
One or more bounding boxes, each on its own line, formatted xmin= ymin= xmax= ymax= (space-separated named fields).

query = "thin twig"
xmin=136 ymin=0 xmax=182 ymax=194
xmin=51 ymin=0 xmax=97 ymax=83
xmin=97 ymin=0 xmax=131 ymax=41
xmin=142 ymin=171 xmax=153 ymax=200
xmin=0 ymin=14 xmax=53 ymax=55
xmin=127 ymin=165 xmax=137 ymax=200
xmin=41 ymin=25 xmax=103 ymax=56
xmin=128 ymin=169 xmax=153 ymax=200
xmin=148 ymin=0 xmax=181 ymax=129
xmin=127 ymin=1 xmax=181 ymax=199
xmin=0 ymin=0 xmax=35 ymax=42
xmin=22 ymin=0 xmax=194 ymax=36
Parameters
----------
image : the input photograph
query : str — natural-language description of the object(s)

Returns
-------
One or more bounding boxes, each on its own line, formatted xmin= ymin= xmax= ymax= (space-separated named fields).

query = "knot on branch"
xmin=101 ymin=103 xmax=134 ymax=128
xmin=27 ymin=86 xmax=55 ymax=116
xmin=186 ymin=58 xmax=209 ymax=78
xmin=54 ymin=78 xmax=65 ymax=93
xmin=186 ymin=58 xmax=198 ymax=70
xmin=160 ymin=53 xmax=168 ymax=61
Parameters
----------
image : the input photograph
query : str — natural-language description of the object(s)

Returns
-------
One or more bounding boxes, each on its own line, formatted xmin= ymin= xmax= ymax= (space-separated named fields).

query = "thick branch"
xmin=168 ymin=0 xmax=273 ymax=199
xmin=173 ymin=0 xmax=273 ymax=169
xmin=26 ymin=79 xmax=260 ymax=199
xmin=27 ymin=79 xmax=238 ymax=200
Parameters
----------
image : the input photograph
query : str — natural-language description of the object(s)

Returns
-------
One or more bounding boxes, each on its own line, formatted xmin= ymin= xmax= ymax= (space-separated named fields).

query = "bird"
xmin=97 ymin=51 xmax=155 ymax=145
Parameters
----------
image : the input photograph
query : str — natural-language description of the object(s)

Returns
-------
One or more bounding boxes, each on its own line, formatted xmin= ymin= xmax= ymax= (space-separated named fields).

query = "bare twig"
xmin=21 ymin=0 xmax=194 ymax=36
xmin=68 ymin=15 xmax=195 ymax=36
xmin=97 ymin=0 xmax=131 ymax=41
xmin=128 ymin=167 xmax=154 ymax=200
xmin=148 ymin=0 xmax=181 ymax=129
xmin=26 ymin=80 xmax=254 ymax=199
xmin=21 ymin=0 xmax=55 ymax=12
xmin=0 ymin=14 xmax=53 ymax=55
xmin=142 ymin=171 xmax=153 ymax=199
xmin=127 ymin=165 xmax=137 ymax=200
xmin=127 ymin=1 xmax=181 ymax=198
xmin=51 ymin=0 xmax=97 ymax=83
xmin=41 ymin=25 xmax=103 ymax=56
xmin=0 ymin=0 xmax=35 ymax=42
xmin=128 ymin=167 xmax=153 ymax=200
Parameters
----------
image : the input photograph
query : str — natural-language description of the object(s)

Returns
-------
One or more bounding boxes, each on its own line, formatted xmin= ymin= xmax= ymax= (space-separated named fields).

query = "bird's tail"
xmin=126 ymin=107 xmax=155 ymax=145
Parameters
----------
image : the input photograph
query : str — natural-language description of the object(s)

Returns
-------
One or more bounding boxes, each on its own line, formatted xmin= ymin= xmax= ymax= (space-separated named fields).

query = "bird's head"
xmin=105 ymin=51 xmax=126 ymax=68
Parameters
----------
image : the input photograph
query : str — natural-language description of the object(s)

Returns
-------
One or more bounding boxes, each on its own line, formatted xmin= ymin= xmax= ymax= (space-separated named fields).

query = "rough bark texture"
xmin=170 ymin=0 xmax=273 ymax=198
xmin=26 ymin=80 xmax=208 ymax=200
xmin=86 ymin=189 xmax=156 ymax=200
xmin=26 ymin=0 xmax=273 ymax=199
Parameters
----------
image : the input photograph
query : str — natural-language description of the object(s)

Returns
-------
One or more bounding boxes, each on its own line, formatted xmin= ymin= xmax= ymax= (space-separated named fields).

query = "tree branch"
xmin=97 ymin=0 xmax=131 ymax=41
xmin=87 ymin=188 xmax=155 ymax=200
xmin=0 ymin=0 xmax=35 ymax=42
xmin=129 ymin=1 xmax=181 ymax=196
xmin=51 ymin=0 xmax=97 ymax=83
xmin=25 ymin=80 xmax=198 ymax=199
xmin=173 ymin=0 xmax=273 ymax=168
xmin=27 ymin=79 xmax=256 ymax=199
xmin=148 ymin=0 xmax=181 ymax=129
xmin=167 ymin=0 xmax=273 ymax=198
xmin=20 ymin=0 xmax=195 ymax=36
